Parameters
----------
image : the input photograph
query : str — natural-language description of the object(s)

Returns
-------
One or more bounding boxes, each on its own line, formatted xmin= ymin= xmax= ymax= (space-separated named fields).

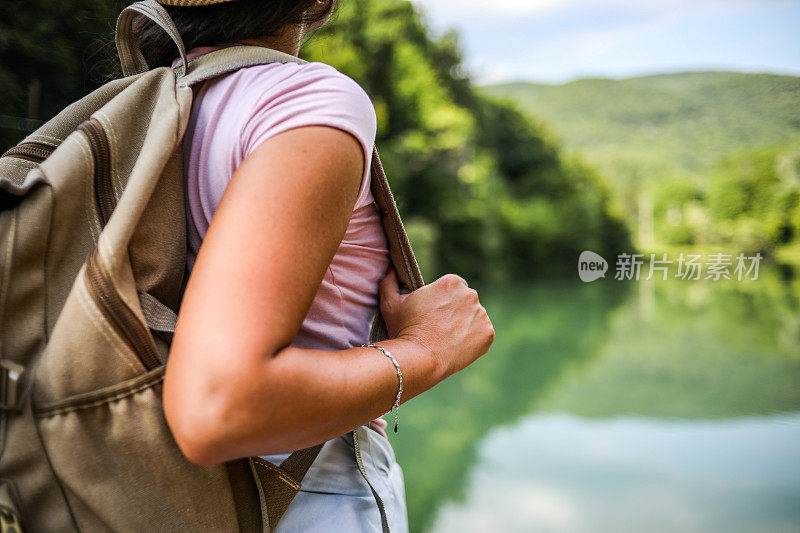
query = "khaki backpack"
xmin=0 ymin=1 xmax=423 ymax=531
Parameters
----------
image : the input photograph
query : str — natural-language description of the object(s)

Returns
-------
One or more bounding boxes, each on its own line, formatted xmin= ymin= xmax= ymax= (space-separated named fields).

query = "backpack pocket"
xmin=29 ymin=237 xmax=249 ymax=531
xmin=33 ymin=366 xmax=243 ymax=532
xmin=34 ymin=258 xmax=156 ymax=403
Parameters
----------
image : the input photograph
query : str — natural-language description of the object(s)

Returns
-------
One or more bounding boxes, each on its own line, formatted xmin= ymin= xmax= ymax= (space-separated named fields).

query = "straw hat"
xmin=157 ymin=0 xmax=235 ymax=5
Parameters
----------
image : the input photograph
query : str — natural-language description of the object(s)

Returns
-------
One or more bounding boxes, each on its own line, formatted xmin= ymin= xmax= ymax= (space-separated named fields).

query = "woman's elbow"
xmin=163 ymin=369 xmax=239 ymax=467
xmin=167 ymin=414 xmax=225 ymax=467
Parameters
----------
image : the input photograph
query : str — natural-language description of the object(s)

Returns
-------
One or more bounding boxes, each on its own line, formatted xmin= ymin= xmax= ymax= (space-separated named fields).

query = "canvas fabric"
xmin=0 ymin=1 xmax=423 ymax=531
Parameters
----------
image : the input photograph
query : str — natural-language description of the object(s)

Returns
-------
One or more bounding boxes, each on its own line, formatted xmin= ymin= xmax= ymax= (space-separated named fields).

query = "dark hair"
xmin=137 ymin=0 xmax=335 ymax=68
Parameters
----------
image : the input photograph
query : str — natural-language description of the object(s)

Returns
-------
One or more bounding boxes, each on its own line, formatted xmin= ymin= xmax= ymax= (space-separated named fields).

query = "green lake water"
xmin=387 ymin=266 xmax=800 ymax=533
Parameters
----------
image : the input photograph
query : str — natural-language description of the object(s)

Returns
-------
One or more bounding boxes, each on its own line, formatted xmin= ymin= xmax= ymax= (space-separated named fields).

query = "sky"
xmin=411 ymin=0 xmax=800 ymax=84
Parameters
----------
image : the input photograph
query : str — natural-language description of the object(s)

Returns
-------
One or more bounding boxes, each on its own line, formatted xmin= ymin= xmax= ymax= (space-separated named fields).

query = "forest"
xmin=488 ymin=73 xmax=800 ymax=259
xmin=0 ymin=0 xmax=630 ymax=284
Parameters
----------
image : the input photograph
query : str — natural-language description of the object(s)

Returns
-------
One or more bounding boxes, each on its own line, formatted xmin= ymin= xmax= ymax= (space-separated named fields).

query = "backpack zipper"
xmin=78 ymin=119 xmax=159 ymax=369
xmin=77 ymin=118 xmax=115 ymax=225
xmin=85 ymin=249 xmax=161 ymax=371
xmin=1 ymin=141 xmax=55 ymax=163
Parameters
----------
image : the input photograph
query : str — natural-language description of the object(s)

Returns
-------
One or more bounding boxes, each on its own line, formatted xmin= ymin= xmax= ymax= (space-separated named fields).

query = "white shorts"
xmin=262 ymin=425 xmax=409 ymax=533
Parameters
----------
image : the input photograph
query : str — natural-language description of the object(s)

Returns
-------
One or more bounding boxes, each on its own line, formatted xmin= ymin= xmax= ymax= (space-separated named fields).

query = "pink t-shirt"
xmin=179 ymin=47 xmax=391 ymax=433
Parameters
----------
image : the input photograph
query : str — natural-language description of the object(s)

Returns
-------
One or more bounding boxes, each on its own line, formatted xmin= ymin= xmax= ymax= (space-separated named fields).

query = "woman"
xmin=139 ymin=0 xmax=495 ymax=530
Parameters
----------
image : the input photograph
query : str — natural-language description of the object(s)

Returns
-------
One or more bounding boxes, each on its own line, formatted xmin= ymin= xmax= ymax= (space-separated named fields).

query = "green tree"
xmin=0 ymin=0 xmax=124 ymax=148
xmin=708 ymin=146 xmax=800 ymax=254
xmin=302 ymin=0 xmax=630 ymax=281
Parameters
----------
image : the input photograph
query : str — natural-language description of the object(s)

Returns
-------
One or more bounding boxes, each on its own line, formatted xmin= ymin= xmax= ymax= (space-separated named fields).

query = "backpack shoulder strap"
xmin=116 ymin=0 xmax=188 ymax=77
xmin=176 ymin=45 xmax=304 ymax=87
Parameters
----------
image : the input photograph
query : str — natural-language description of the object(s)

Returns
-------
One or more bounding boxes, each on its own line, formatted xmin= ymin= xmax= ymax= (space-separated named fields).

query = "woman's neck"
xmin=237 ymin=24 xmax=305 ymax=57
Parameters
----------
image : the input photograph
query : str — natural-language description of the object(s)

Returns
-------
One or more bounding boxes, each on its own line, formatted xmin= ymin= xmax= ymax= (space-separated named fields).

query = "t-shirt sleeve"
xmin=238 ymin=62 xmax=378 ymax=208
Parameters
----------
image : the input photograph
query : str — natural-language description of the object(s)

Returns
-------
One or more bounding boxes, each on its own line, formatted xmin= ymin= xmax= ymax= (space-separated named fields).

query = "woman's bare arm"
xmin=164 ymin=126 xmax=493 ymax=466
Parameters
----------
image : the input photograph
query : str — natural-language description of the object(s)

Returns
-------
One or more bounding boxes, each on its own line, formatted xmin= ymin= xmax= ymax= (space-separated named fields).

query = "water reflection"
xmin=432 ymin=414 xmax=800 ymax=533
xmin=388 ymin=265 xmax=800 ymax=532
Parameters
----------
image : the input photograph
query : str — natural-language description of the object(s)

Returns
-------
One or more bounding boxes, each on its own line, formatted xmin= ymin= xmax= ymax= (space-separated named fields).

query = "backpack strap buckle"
xmin=0 ymin=505 xmax=23 ymax=533
xmin=0 ymin=360 xmax=26 ymax=412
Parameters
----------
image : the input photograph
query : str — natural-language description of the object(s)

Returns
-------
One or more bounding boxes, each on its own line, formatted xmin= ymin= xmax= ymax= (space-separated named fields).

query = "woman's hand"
xmin=379 ymin=269 xmax=495 ymax=380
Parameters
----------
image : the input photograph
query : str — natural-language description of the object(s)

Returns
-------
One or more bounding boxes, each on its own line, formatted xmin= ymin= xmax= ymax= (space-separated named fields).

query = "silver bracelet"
xmin=361 ymin=343 xmax=403 ymax=432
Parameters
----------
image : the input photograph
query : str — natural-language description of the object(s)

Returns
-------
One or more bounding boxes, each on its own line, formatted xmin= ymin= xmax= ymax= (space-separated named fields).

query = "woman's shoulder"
xmin=231 ymin=60 xmax=377 ymax=153
xmin=234 ymin=60 xmax=373 ymax=112
xmin=251 ymin=60 xmax=360 ymax=86
xmin=188 ymin=51 xmax=377 ymax=169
